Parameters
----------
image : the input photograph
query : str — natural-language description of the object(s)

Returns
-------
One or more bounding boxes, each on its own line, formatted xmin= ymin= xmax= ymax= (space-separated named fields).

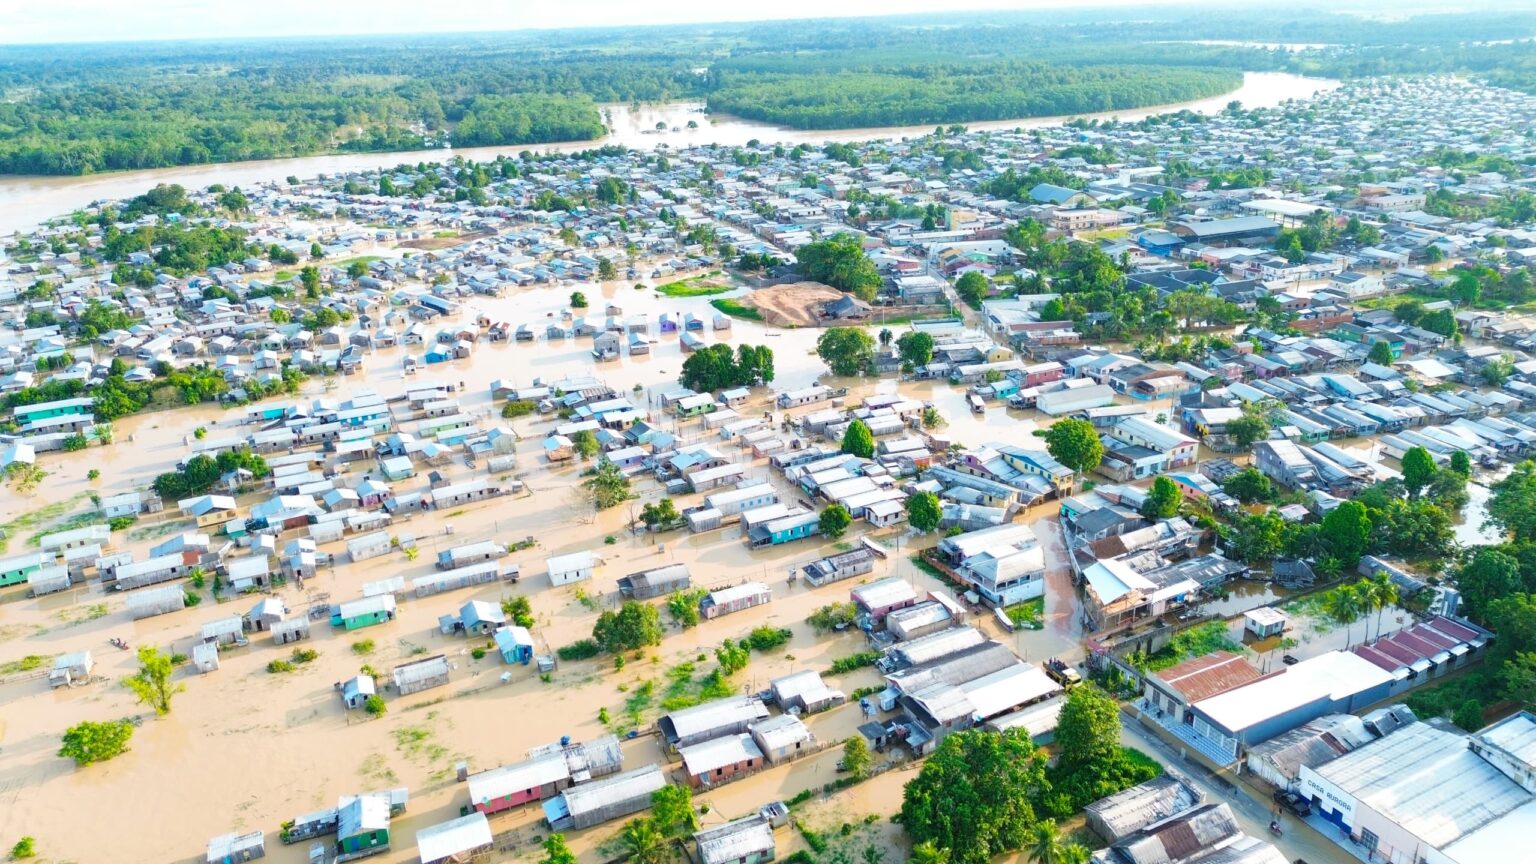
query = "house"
xmin=547 ymin=550 xmax=600 ymax=586
xmin=769 ymin=669 xmax=845 ymax=715
xmin=801 ymin=548 xmax=876 ymax=587
xmin=1142 ymin=652 xmax=1265 ymax=729
xmin=205 ymin=831 xmax=265 ymax=864
xmin=679 ymin=733 xmax=765 ymax=788
xmin=700 ymin=582 xmax=772 ymax=619
xmin=271 ymin=616 xmax=311 ymax=645
xmin=244 ymin=597 xmax=287 ymax=632
xmin=660 ymin=696 xmax=772 ymax=751
xmin=331 ymin=594 xmax=398 ymax=630
xmin=851 ymin=576 xmax=919 ymax=624
xmin=392 ymin=654 xmax=451 ymax=695
xmin=48 ymin=651 xmax=94 ymax=688
xmin=695 ymin=814 xmax=777 ymax=864
xmin=192 ymin=642 xmax=220 ymax=674
xmin=494 ymin=626 xmax=535 ymax=665
xmin=543 ymin=765 xmax=666 ymax=830
xmin=340 ymin=674 xmax=377 ymax=709
xmin=336 ymin=793 xmax=393 ymax=857
xmin=750 ymin=713 xmax=815 ymax=763
xmin=0 ymin=552 xmax=51 ymax=588
xmin=468 ymin=751 xmax=572 ymax=814
xmin=415 ymin=813 xmax=493 ymax=864
xmin=1084 ymin=771 xmax=1204 ymax=843
xmin=617 ymin=563 xmax=691 ymax=599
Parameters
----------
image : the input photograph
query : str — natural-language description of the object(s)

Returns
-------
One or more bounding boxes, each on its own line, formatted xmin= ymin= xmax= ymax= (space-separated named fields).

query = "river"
xmin=0 ymin=72 xmax=1338 ymax=236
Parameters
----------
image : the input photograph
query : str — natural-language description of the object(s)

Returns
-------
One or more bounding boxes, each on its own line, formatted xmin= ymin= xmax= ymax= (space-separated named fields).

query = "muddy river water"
xmin=0 ymin=72 xmax=1338 ymax=236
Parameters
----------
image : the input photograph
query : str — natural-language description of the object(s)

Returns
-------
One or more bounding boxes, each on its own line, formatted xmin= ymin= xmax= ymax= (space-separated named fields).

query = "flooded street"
xmin=0 ymin=267 xmax=1091 ymax=864
xmin=0 ymin=72 xmax=1339 ymax=235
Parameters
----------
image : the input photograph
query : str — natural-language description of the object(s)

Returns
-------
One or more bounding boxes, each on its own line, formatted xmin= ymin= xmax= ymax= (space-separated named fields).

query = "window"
xmin=1360 ymin=829 xmax=1379 ymax=853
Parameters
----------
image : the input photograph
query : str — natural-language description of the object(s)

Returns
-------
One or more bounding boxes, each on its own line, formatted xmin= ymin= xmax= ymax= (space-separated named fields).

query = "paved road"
xmin=1119 ymin=714 xmax=1357 ymax=864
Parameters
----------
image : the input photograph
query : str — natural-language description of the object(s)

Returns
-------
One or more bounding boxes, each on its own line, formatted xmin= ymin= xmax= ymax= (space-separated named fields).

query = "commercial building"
xmin=1299 ymin=714 xmax=1536 ymax=864
xmin=1184 ymin=651 xmax=1394 ymax=763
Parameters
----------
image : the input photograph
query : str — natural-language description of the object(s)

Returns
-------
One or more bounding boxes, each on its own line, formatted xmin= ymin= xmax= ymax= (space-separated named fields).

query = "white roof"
xmin=468 ymin=752 xmax=569 ymax=804
xmin=1442 ymin=799 xmax=1536 ymax=864
xmin=546 ymin=550 xmax=598 ymax=573
xmin=1318 ymin=721 xmax=1533 ymax=851
xmin=415 ymin=812 xmax=492 ymax=862
xmin=1082 ymin=557 xmax=1156 ymax=605
xmin=851 ymin=576 xmax=917 ymax=609
xmin=960 ymin=663 xmax=1061 ymax=720
xmin=680 ymin=733 xmax=763 ymax=776
xmin=1196 ymin=651 xmax=1393 ymax=734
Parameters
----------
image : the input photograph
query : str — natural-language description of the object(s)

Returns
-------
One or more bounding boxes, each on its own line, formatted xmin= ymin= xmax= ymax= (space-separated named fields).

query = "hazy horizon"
xmin=0 ymin=0 xmax=1491 ymax=46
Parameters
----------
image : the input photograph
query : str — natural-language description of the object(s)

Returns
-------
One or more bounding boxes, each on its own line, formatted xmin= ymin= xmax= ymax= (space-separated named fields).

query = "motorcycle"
xmin=109 ymin=638 xmax=130 ymax=651
xmin=1268 ymin=821 xmax=1283 ymax=837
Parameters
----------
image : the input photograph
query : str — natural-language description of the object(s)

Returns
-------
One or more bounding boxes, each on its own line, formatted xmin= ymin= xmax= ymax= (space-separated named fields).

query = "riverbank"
xmin=0 ymin=73 xmax=1338 ymax=237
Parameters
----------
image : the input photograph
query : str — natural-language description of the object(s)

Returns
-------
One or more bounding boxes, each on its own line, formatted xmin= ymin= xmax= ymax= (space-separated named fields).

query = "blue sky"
xmin=0 ymin=0 xmax=1177 ymax=44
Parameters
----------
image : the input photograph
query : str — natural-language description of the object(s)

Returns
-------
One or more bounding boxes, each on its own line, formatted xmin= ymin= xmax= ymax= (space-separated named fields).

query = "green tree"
xmin=820 ymin=504 xmax=853 ymax=539
xmin=899 ymin=728 xmax=1050 ymax=864
xmin=1456 ymin=548 xmax=1524 ymax=621
xmin=570 ymin=291 xmax=588 ymax=308
xmin=955 ymin=271 xmax=989 ymax=308
xmin=667 ymin=589 xmax=705 ymax=628
xmin=1141 ymin=477 xmax=1183 ymax=520
xmin=123 ymin=646 xmax=183 ymax=715
xmin=299 ymin=265 xmax=321 ymax=298
xmin=1324 ymin=582 xmax=1366 ymax=648
xmin=592 ymin=601 xmax=663 ymax=653
xmin=571 ymin=429 xmax=600 ymax=460
xmin=650 ymin=784 xmax=699 ymax=837
xmin=10 ymin=837 xmax=36 ymax=860
xmin=617 ymin=818 xmax=667 ymax=864
xmin=346 ymin=260 xmax=368 ymax=280
xmin=1026 ymin=820 xmax=1064 ymax=864
xmin=1044 ymin=418 xmax=1103 ymax=484
xmin=309 ymin=242 xmax=323 ymax=259
xmin=908 ymin=842 xmax=951 ymax=864
xmin=1453 ymin=698 xmax=1485 ymax=732
xmin=584 ymin=460 xmax=633 ymax=509
xmin=1367 ymin=339 xmax=1396 ymax=365
xmin=1450 ymin=451 xmax=1473 ymax=477
xmin=540 ymin=834 xmax=578 ymax=864
xmin=1224 ymin=414 xmax=1270 ymax=448
xmin=841 ymin=419 xmax=875 ymax=458
xmin=1049 ymin=686 xmax=1159 ymax=811
xmin=1400 ymin=447 xmax=1437 ymax=499
xmin=797 ymin=232 xmax=881 ymax=300
xmin=896 ymin=330 xmax=936 ymax=367
xmin=639 ymin=499 xmax=680 ymax=529
xmin=1321 ymin=500 xmax=1372 ymax=569
xmin=841 ymin=734 xmax=874 ymax=779
xmin=1223 ymin=511 xmax=1289 ymax=563
xmin=816 ymin=327 xmax=876 ymax=377
xmin=1221 ymin=467 xmax=1272 ymax=503
xmin=1488 ymin=460 xmax=1536 ymax=543
xmin=906 ymin=491 xmax=943 ymax=533
xmin=58 ymin=719 xmax=134 ymax=766
xmin=715 ymin=640 xmax=749 ymax=676
xmin=597 ymin=258 xmax=618 ymax=280
xmin=501 ymin=595 xmax=535 ymax=628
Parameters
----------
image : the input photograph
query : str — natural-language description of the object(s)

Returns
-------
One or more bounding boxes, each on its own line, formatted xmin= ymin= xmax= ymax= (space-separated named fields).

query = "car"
xmin=1272 ymin=790 xmax=1313 ymax=817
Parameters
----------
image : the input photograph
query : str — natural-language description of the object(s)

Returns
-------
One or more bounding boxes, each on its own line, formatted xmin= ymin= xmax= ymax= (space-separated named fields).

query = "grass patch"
xmin=334 ymin=255 xmax=383 ymax=270
xmin=52 ymin=602 xmax=109 ymax=628
xmin=1141 ymin=621 xmax=1242 ymax=672
xmin=710 ymin=298 xmax=763 ymax=321
xmin=828 ymin=651 xmax=881 ymax=675
xmin=0 ymin=654 xmax=51 ymax=676
xmin=1005 ymin=597 xmax=1044 ymax=628
xmin=657 ymin=273 xmax=730 ymax=297
xmin=0 ymin=492 xmax=92 ymax=553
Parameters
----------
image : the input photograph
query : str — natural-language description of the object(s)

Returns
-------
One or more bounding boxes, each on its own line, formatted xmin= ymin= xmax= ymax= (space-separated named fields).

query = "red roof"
xmin=1153 ymin=651 xmax=1264 ymax=703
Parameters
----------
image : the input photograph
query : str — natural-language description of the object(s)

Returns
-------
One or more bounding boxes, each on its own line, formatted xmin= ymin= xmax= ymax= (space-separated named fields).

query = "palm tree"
xmin=619 ymin=818 xmax=668 ymax=864
xmin=1027 ymin=819 xmax=1065 ymax=864
xmin=908 ymin=842 xmax=951 ymax=864
xmin=1324 ymin=583 xmax=1364 ymax=648
xmin=1366 ymin=571 xmax=1399 ymax=642
xmin=1060 ymin=844 xmax=1092 ymax=864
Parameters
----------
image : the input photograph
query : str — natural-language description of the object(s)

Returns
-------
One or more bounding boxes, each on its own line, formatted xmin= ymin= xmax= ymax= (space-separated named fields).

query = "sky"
xmin=0 ymin=0 xmax=1200 ymax=45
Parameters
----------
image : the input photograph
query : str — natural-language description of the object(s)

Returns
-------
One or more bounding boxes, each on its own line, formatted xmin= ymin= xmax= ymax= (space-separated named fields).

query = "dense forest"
xmin=2 ymin=7 xmax=1536 ymax=175
xmin=706 ymin=61 xmax=1242 ymax=129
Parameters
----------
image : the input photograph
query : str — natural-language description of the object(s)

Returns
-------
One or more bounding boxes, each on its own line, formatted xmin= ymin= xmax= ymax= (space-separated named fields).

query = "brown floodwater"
xmin=0 ymin=73 xmax=1340 ymax=236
